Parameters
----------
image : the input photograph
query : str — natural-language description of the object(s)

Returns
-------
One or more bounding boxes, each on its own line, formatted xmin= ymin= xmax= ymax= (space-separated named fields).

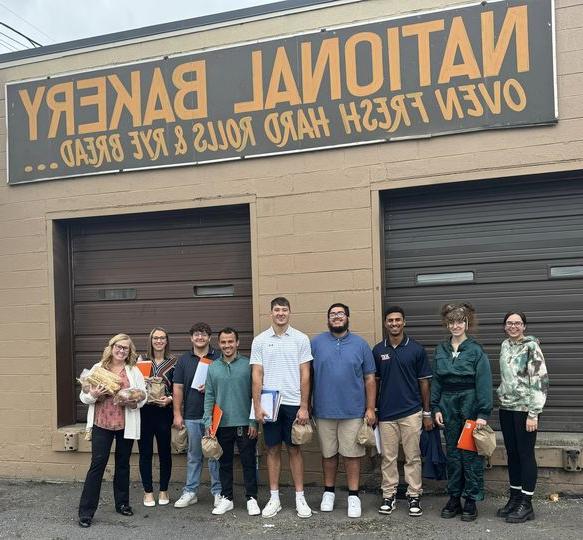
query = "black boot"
xmin=506 ymin=495 xmax=535 ymax=523
xmin=461 ymin=498 xmax=478 ymax=521
xmin=440 ymin=496 xmax=462 ymax=519
xmin=497 ymin=488 xmax=522 ymax=518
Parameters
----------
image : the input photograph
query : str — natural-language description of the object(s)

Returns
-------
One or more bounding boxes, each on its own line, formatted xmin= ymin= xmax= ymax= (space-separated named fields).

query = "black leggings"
xmin=499 ymin=409 xmax=538 ymax=494
xmin=138 ymin=404 xmax=173 ymax=492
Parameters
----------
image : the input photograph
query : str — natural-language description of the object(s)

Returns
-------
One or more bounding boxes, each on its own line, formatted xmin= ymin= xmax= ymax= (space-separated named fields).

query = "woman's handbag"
xmin=356 ymin=419 xmax=376 ymax=447
xmin=473 ymin=424 xmax=497 ymax=457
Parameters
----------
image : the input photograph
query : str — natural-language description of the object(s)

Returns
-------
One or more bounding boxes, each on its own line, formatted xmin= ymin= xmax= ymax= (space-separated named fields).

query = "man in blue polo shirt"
xmin=311 ymin=303 xmax=376 ymax=519
xmin=372 ymin=306 xmax=433 ymax=518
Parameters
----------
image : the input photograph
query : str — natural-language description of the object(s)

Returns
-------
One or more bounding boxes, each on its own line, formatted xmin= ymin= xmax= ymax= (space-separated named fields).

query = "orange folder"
xmin=210 ymin=404 xmax=223 ymax=437
xmin=457 ymin=419 xmax=477 ymax=452
xmin=136 ymin=360 xmax=152 ymax=378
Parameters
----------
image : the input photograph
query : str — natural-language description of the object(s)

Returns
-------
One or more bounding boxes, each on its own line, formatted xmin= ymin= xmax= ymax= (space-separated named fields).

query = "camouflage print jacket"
xmin=497 ymin=336 xmax=549 ymax=418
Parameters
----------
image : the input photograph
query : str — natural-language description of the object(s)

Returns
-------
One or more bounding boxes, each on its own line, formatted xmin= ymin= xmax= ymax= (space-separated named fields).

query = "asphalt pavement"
xmin=0 ymin=479 xmax=581 ymax=539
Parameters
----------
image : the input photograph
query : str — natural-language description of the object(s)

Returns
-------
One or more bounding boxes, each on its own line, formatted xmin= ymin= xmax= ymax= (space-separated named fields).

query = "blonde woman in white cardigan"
xmin=78 ymin=334 xmax=147 ymax=528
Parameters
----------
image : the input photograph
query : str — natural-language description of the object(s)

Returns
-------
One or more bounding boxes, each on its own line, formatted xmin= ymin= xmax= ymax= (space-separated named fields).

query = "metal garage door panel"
xmin=383 ymin=175 xmax=583 ymax=432
xmin=72 ymin=205 xmax=253 ymax=422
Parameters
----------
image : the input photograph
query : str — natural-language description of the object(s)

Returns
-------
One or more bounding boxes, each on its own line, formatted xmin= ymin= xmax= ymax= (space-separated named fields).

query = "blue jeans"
xmin=184 ymin=419 xmax=221 ymax=495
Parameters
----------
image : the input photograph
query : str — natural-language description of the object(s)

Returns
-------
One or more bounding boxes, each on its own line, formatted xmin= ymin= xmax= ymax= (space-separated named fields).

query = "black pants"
xmin=78 ymin=425 xmax=134 ymax=519
xmin=138 ymin=404 xmax=173 ymax=492
xmin=216 ymin=426 xmax=257 ymax=500
xmin=499 ymin=409 xmax=538 ymax=493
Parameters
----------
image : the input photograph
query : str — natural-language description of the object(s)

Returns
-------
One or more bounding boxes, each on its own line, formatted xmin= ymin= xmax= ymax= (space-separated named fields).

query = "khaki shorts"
xmin=315 ymin=418 xmax=365 ymax=458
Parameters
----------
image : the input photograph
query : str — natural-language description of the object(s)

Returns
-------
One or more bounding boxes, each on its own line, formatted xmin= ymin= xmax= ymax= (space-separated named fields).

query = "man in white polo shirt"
xmin=251 ymin=297 xmax=313 ymax=519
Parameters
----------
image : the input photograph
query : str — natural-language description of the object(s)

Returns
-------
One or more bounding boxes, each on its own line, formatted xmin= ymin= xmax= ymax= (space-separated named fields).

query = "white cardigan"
xmin=80 ymin=362 xmax=147 ymax=440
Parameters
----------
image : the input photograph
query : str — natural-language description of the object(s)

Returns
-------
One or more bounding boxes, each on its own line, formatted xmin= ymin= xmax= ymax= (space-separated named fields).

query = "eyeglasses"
xmin=114 ymin=344 xmax=130 ymax=352
xmin=152 ymin=336 xmax=167 ymax=341
xmin=505 ymin=322 xmax=524 ymax=327
xmin=192 ymin=332 xmax=209 ymax=338
xmin=329 ymin=312 xmax=347 ymax=320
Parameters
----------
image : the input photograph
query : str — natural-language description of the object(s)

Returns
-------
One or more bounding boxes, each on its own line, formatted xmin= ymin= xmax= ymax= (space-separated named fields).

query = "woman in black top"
xmin=139 ymin=327 xmax=176 ymax=506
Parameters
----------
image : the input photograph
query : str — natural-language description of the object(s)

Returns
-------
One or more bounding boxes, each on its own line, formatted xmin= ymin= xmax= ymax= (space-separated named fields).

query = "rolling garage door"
xmin=71 ymin=204 xmax=252 ymax=422
xmin=383 ymin=173 xmax=583 ymax=432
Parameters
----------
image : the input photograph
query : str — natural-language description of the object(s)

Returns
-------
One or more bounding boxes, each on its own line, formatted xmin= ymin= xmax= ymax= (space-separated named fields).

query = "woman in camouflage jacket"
xmin=496 ymin=311 xmax=549 ymax=525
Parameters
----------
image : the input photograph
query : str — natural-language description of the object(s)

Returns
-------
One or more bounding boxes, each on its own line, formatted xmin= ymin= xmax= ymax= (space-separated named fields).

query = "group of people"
xmin=76 ymin=297 xmax=549 ymax=530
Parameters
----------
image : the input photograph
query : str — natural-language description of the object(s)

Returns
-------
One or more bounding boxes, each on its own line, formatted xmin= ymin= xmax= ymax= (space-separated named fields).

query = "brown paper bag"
xmin=146 ymin=376 xmax=166 ymax=403
xmin=201 ymin=435 xmax=223 ymax=459
xmin=171 ymin=427 xmax=188 ymax=454
xmin=356 ymin=419 xmax=376 ymax=447
xmin=291 ymin=419 xmax=314 ymax=445
xmin=473 ymin=424 xmax=496 ymax=457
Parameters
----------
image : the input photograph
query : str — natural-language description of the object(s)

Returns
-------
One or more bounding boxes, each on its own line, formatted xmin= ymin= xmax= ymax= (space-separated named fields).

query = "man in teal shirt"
xmin=203 ymin=327 xmax=259 ymax=516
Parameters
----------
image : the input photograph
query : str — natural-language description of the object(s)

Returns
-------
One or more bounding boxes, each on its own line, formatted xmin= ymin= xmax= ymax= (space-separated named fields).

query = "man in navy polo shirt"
xmin=372 ymin=306 xmax=433 ymax=518
xmin=311 ymin=303 xmax=376 ymax=519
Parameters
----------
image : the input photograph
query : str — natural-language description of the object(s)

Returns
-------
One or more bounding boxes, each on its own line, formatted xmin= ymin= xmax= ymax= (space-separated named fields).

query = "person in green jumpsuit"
xmin=431 ymin=303 xmax=492 ymax=522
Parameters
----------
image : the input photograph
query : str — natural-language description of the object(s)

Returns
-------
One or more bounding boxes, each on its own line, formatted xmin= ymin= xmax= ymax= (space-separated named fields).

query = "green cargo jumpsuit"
xmin=431 ymin=337 xmax=492 ymax=501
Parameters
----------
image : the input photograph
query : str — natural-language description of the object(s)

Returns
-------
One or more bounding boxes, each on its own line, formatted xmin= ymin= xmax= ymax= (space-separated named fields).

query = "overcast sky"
xmin=0 ymin=0 xmax=279 ymax=52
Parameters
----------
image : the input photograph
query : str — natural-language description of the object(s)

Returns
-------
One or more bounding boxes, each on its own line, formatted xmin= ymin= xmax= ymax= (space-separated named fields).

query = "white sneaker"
xmin=347 ymin=495 xmax=361 ymax=518
xmin=296 ymin=496 xmax=312 ymax=518
xmin=247 ymin=497 xmax=261 ymax=516
xmin=261 ymin=498 xmax=282 ymax=518
xmin=212 ymin=496 xmax=234 ymax=515
xmin=174 ymin=492 xmax=197 ymax=508
xmin=320 ymin=491 xmax=335 ymax=512
xmin=213 ymin=494 xmax=222 ymax=508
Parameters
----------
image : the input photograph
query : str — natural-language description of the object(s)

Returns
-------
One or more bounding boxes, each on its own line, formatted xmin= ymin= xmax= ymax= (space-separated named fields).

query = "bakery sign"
xmin=5 ymin=0 xmax=556 ymax=184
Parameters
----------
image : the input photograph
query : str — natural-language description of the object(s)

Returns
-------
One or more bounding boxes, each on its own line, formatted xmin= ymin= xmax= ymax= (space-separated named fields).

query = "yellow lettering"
xmin=438 ymin=16 xmax=481 ymax=84
xmin=301 ymin=38 xmax=341 ymax=103
xmin=77 ymin=77 xmax=107 ymax=135
xmin=108 ymin=71 xmax=142 ymax=130
xmin=482 ymin=6 xmax=530 ymax=77
xmin=345 ymin=32 xmax=384 ymax=97
xmin=503 ymin=78 xmax=527 ymax=111
xmin=234 ymin=51 xmax=264 ymax=114
xmin=402 ymin=19 xmax=445 ymax=87
xmin=46 ymin=82 xmax=75 ymax=138
xmin=458 ymin=84 xmax=483 ymax=117
xmin=264 ymin=47 xmax=301 ymax=109
xmin=387 ymin=27 xmax=402 ymax=92
xmin=143 ymin=67 xmax=176 ymax=125
xmin=435 ymin=87 xmax=464 ymax=120
xmin=173 ymin=61 xmax=208 ymax=120
xmin=18 ymin=86 xmax=45 ymax=141
xmin=478 ymin=80 xmax=502 ymax=114
xmin=338 ymin=102 xmax=362 ymax=134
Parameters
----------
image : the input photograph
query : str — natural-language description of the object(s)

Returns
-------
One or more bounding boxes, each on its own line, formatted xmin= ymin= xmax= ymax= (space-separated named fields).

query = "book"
xmin=136 ymin=360 xmax=152 ymax=378
xmin=249 ymin=389 xmax=281 ymax=422
xmin=210 ymin=404 xmax=223 ymax=437
xmin=374 ymin=426 xmax=382 ymax=454
xmin=191 ymin=357 xmax=212 ymax=389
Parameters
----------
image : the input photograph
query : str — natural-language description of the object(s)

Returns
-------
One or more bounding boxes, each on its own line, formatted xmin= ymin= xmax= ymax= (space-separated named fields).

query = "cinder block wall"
xmin=1 ymin=0 xmax=583 ymax=488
